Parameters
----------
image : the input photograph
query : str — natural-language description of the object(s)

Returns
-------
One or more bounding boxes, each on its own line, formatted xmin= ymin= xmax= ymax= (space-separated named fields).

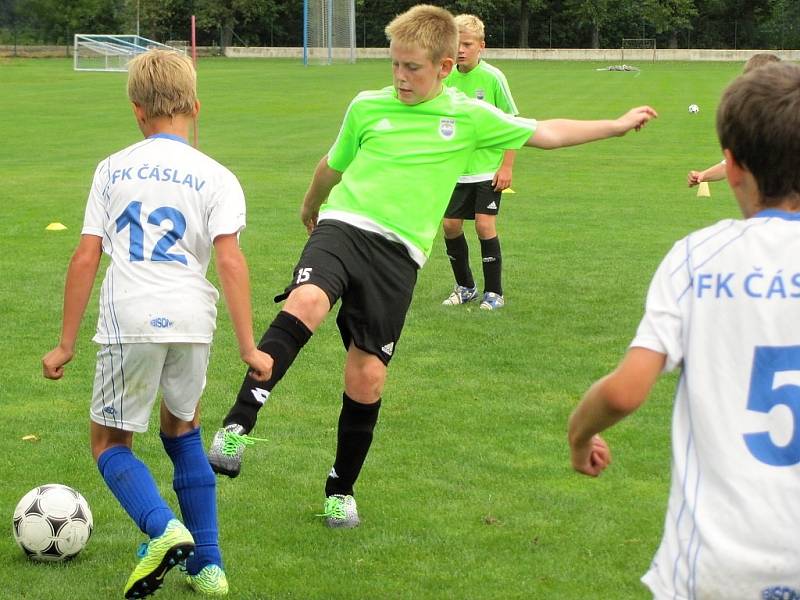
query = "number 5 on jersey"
xmin=744 ymin=345 xmax=800 ymax=466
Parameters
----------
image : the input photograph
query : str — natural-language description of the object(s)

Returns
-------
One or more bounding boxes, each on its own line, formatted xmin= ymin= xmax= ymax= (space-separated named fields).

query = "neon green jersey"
xmin=323 ymin=85 xmax=535 ymax=265
xmin=444 ymin=60 xmax=518 ymax=180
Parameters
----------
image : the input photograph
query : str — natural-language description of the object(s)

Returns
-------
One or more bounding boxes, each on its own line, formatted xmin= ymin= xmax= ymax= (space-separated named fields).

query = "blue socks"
xmin=97 ymin=430 xmax=222 ymax=575
xmin=161 ymin=427 xmax=222 ymax=574
xmin=97 ymin=445 xmax=174 ymax=539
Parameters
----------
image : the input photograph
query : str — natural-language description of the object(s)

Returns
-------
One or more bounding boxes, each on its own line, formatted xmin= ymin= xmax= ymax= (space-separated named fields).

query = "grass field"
xmin=0 ymin=57 xmax=743 ymax=599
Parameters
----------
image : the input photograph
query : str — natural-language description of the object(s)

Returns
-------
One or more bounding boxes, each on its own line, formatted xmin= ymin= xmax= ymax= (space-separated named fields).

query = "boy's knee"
xmin=443 ymin=219 xmax=464 ymax=238
xmin=284 ymin=284 xmax=330 ymax=328
xmin=90 ymin=423 xmax=133 ymax=462
xmin=475 ymin=219 xmax=497 ymax=239
xmin=345 ymin=355 xmax=386 ymax=402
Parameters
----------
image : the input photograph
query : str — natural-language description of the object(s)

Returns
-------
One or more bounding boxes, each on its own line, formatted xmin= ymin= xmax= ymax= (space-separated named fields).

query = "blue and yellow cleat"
xmin=124 ymin=519 xmax=195 ymax=599
xmin=186 ymin=564 xmax=229 ymax=596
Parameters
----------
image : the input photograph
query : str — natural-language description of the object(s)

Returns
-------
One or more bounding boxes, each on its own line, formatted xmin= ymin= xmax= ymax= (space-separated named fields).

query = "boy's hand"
xmin=616 ymin=106 xmax=658 ymax=135
xmin=300 ymin=204 xmax=319 ymax=235
xmin=687 ymin=170 xmax=702 ymax=187
xmin=570 ymin=434 xmax=611 ymax=477
xmin=242 ymin=348 xmax=273 ymax=382
xmin=492 ymin=165 xmax=513 ymax=191
xmin=42 ymin=345 xmax=74 ymax=380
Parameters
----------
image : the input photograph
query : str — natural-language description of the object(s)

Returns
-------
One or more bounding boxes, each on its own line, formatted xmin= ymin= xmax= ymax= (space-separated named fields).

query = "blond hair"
xmin=454 ymin=14 xmax=485 ymax=40
xmin=743 ymin=52 xmax=781 ymax=73
xmin=127 ymin=50 xmax=197 ymax=120
xmin=385 ymin=4 xmax=457 ymax=63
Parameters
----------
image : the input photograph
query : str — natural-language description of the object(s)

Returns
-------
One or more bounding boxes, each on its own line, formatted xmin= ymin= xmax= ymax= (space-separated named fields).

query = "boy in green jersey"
xmin=441 ymin=14 xmax=517 ymax=310
xmin=687 ymin=53 xmax=780 ymax=188
xmin=209 ymin=4 xmax=657 ymax=527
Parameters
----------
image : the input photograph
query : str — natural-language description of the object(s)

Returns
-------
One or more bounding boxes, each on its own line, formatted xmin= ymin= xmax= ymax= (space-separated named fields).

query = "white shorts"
xmin=90 ymin=343 xmax=210 ymax=433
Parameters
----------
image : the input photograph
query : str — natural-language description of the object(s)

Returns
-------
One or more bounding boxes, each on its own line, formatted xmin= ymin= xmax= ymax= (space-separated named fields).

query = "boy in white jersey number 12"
xmin=42 ymin=50 xmax=271 ymax=598
xmin=569 ymin=62 xmax=800 ymax=598
xmin=441 ymin=14 xmax=517 ymax=310
xmin=208 ymin=4 xmax=656 ymax=528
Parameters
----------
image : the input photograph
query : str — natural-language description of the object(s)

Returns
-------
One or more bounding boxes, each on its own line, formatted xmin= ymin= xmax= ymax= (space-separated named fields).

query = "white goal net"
xmin=74 ymin=35 xmax=187 ymax=72
xmin=621 ymin=38 xmax=656 ymax=63
xmin=303 ymin=0 xmax=356 ymax=65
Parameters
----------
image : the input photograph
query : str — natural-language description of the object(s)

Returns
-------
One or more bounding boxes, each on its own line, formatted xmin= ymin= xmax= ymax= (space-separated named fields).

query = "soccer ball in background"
xmin=688 ymin=104 xmax=700 ymax=113
xmin=12 ymin=484 xmax=93 ymax=562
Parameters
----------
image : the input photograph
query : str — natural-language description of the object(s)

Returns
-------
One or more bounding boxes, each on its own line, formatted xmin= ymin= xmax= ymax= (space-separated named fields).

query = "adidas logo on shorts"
xmin=381 ymin=342 xmax=395 ymax=356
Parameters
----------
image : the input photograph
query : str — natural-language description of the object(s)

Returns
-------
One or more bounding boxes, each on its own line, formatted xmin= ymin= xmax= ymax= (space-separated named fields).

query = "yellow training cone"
xmin=45 ymin=222 xmax=67 ymax=231
xmin=696 ymin=182 xmax=711 ymax=198
xmin=502 ymin=188 xmax=516 ymax=194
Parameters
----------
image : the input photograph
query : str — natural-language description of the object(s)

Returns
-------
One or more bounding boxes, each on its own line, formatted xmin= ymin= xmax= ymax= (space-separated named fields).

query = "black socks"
xmin=444 ymin=234 xmax=475 ymax=289
xmin=325 ymin=393 xmax=381 ymax=497
xmin=480 ymin=236 xmax=502 ymax=295
xmin=223 ymin=311 xmax=312 ymax=432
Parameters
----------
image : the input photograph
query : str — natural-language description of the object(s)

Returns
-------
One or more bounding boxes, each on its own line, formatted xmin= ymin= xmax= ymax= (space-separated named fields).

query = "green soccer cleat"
xmin=319 ymin=494 xmax=360 ymax=529
xmin=186 ymin=564 xmax=229 ymax=596
xmin=207 ymin=424 xmax=266 ymax=478
xmin=124 ymin=519 xmax=195 ymax=599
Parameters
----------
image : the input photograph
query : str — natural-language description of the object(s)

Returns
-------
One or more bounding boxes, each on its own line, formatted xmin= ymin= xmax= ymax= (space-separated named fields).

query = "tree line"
xmin=1 ymin=0 xmax=798 ymax=51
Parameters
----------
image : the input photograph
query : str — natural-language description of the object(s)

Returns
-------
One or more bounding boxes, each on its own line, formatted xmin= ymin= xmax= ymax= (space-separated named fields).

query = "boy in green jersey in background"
xmin=441 ymin=14 xmax=517 ymax=310
xmin=208 ymin=4 xmax=657 ymax=527
xmin=686 ymin=52 xmax=781 ymax=188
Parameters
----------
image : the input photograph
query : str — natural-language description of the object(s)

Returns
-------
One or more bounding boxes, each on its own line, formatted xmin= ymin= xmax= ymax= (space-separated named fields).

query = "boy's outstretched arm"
xmin=687 ymin=161 xmax=727 ymax=187
xmin=213 ymin=233 xmax=272 ymax=381
xmin=42 ymin=234 xmax=103 ymax=380
xmin=568 ymin=347 xmax=665 ymax=476
xmin=300 ymin=156 xmax=343 ymax=234
xmin=528 ymin=106 xmax=657 ymax=149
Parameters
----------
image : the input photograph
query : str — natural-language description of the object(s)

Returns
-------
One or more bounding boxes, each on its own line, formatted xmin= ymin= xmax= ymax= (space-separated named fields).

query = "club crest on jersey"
xmin=439 ymin=118 xmax=456 ymax=140
xmin=475 ymin=89 xmax=485 ymax=100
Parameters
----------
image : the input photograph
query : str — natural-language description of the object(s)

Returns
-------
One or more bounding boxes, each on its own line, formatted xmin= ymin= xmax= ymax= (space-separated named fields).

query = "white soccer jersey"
xmin=82 ymin=134 xmax=246 ymax=344
xmin=631 ymin=210 xmax=800 ymax=599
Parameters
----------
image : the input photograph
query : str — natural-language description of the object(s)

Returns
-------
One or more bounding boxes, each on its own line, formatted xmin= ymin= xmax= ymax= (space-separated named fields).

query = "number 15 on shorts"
xmin=296 ymin=267 xmax=312 ymax=284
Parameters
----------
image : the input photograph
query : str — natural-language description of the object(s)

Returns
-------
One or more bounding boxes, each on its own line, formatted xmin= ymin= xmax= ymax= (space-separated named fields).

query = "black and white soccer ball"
xmin=12 ymin=484 xmax=93 ymax=562
xmin=688 ymin=103 xmax=700 ymax=114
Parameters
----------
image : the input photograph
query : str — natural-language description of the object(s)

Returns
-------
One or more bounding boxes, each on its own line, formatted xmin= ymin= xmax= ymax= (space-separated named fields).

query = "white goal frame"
xmin=621 ymin=38 xmax=657 ymax=63
xmin=73 ymin=34 xmax=186 ymax=72
xmin=303 ymin=0 xmax=356 ymax=66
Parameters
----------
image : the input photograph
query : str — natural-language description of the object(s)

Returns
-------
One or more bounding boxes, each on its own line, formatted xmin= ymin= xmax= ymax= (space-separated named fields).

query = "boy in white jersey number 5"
xmin=209 ymin=4 xmax=656 ymax=528
xmin=42 ymin=50 xmax=270 ymax=598
xmin=441 ymin=14 xmax=517 ymax=311
xmin=569 ymin=62 xmax=800 ymax=599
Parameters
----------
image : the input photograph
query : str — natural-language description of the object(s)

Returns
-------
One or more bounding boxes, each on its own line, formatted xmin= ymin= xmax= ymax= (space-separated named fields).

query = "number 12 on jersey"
xmin=744 ymin=345 xmax=800 ymax=466
xmin=115 ymin=200 xmax=188 ymax=265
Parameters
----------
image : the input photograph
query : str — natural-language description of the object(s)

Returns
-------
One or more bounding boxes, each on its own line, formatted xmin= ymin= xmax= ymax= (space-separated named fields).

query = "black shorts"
xmin=274 ymin=220 xmax=418 ymax=365
xmin=444 ymin=180 xmax=502 ymax=219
